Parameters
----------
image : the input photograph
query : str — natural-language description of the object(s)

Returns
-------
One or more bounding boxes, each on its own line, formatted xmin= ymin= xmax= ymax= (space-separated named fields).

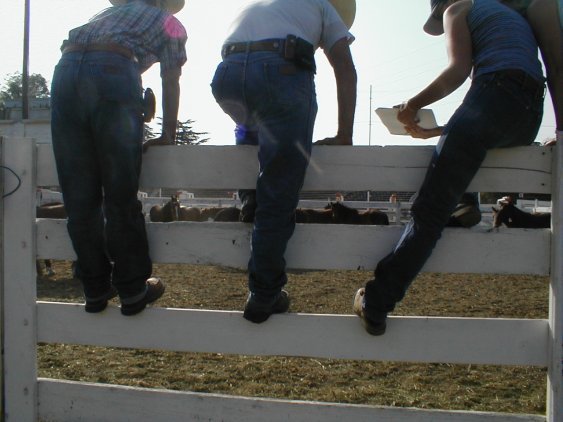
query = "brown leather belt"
xmin=62 ymin=43 xmax=138 ymax=62
xmin=221 ymin=39 xmax=285 ymax=58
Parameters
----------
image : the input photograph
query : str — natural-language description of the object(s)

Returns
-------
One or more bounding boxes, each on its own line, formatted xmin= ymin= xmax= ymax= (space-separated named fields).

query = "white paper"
xmin=375 ymin=107 xmax=438 ymax=136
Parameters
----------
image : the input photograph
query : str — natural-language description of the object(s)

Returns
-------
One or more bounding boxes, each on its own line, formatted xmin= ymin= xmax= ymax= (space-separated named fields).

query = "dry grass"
xmin=37 ymin=260 xmax=549 ymax=415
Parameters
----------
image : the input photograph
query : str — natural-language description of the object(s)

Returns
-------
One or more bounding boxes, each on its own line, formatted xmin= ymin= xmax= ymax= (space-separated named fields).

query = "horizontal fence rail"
xmin=37 ymin=379 xmax=546 ymax=422
xmin=37 ymin=219 xmax=551 ymax=275
xmin=37 ymin=303 xmax=548 ymax=366
xmin=2 ymin=137 xmax=561 ymax=422
xmin=36 ymin=144 xmax=553 ymax=193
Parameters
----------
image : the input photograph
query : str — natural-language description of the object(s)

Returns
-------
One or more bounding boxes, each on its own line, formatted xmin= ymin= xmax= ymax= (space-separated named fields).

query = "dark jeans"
xmin=211 ymin=48 xmax=317 ymax=301
xmin=50 ymin=51 xmax=151 ymax=301
xmin=234 ymin=124 xmax=258 ymax=210
xmin=365 ymin=71 xmax=544 ymax=315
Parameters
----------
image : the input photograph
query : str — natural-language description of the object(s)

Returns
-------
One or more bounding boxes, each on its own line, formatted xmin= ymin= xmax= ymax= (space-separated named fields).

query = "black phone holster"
xmin=283 ymin=35 xmax=316 ymax=73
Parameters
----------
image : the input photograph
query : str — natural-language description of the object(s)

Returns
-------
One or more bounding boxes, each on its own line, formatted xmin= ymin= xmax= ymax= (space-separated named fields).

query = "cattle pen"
xmin=1 ymin=136 xmax=561 ymax=421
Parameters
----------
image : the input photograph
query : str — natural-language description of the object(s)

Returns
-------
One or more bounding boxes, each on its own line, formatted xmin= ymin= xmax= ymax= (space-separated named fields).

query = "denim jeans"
xmin=211 ymin=48 xmax=318 ymax=301
xmin=50 ymin=51 xmax=151 ymax=301
xmin=365 ymin=71 xmax=544 ymax=315
xmin=234 ymin=124 xmax=259 ymax=209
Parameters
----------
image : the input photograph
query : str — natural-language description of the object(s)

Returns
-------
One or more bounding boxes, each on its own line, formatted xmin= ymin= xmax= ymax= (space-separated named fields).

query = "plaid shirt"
xmin=63 ymin=1 xmax=187 ymax=74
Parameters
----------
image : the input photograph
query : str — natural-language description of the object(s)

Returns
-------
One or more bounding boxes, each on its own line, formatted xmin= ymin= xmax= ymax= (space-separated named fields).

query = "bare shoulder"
xmin=446 ymin=0 xmax=473 ymax=16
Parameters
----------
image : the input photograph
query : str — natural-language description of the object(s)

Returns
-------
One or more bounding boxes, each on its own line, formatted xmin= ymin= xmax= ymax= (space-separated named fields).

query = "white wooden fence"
xmin=1 ymin=137 xmax=561 ymax=421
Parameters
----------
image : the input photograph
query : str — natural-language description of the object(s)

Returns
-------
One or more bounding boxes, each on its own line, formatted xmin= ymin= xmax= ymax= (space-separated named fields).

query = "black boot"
xmin=447 ymin=192 xmax=481 ymax=228
xmin=239 ymin=189 xmax=257 ymax=223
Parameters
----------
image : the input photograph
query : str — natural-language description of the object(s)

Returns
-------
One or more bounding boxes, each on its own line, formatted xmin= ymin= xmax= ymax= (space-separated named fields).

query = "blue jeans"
xmin=50 ymin=51 xmax=151 ymax=301
xmin=234 ymin=124 xmax=259 ymax=208
xmin=365 ymin=71 xmax=544 ymax=315
xmin=211 ymin=47 xmax=318 ymax=301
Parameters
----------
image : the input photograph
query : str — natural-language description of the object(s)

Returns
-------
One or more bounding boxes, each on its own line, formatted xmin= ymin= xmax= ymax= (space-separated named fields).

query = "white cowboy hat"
xmin=109 ymin=0 xmax=185 ymax=14
xmin=329 ymin=0 xmax=356 ymax=29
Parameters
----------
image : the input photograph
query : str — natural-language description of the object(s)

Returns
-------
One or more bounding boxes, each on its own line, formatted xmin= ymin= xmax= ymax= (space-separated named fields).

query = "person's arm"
xmin=398 ymin=0 xmax=473 ymax=138
xmin=143 ymin=67 xmax=182 ymax=152
xmin=405 ymin=125 xmax=446 ymax=139
xmin=161 ymin=66 xmax=182 ymax=142
xmin=315 ymin=37 xmax=357 ymax=145
xmin=527 ymin=0 xmax=563 ymax=131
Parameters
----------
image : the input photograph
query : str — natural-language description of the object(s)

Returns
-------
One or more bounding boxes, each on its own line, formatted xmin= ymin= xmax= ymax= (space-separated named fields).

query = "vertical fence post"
xmin=0 ymin=136 xmax=5 ymax=421
xmin=2 ymin=138 xmax=37 ymax=421
xmin=547 ymin=141 xmax=563 ymax=422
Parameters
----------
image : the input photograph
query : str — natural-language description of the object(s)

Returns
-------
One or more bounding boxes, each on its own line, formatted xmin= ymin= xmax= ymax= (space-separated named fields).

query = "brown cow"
xmin=199 ymin=207 xmax=224 ymax=222
xmin=296 ymin=206 xmax=333 ymax=224
xmin=329 ymin=201 xmax=389 ymax=225
xmin=179 ymin=206 xmax=201 ymax=222
xmin=150 ymin=196 xmax=181 ymax=222
xmin=150 ymin=196 xmax=202 ymax=222
xmin=214 ymin=207 xmax=241 ymax=222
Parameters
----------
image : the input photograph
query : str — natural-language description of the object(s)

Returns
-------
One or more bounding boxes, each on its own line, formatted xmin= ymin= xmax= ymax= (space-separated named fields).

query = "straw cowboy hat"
xmin=329 ymin=0 xmax=356 ymax=29
xmin=109 ymin=0 xmax=185 ymax=14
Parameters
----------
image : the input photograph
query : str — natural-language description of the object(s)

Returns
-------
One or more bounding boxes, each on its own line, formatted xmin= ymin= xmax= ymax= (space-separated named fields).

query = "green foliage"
xmin=153 ymin=117 xmax=209 ymax=145
xmin=175 ymin=118 xmax=209 ymax=145
xmin=0 ymin=72 xmax=50 ymax=103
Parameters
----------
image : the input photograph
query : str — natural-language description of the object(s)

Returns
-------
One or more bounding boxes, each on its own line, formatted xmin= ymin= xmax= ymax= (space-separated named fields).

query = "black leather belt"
xmin=496 ymin=69 xmax=544 ymax=96
xmin=221 ymin=39 xmax=285 ymax=58
xmin=62 ymin=43 xmax=138 ymax=62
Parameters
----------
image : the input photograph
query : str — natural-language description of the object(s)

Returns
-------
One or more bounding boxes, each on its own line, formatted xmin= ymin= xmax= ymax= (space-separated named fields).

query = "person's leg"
xmin=235 ymin=124 xmax=259 ymax=222
xmin=84 ymin=53 xmax=154 ymax=308
xmin=51 ymin=55 xmax=114 ymax=310
xmin=447 ymin=192 xmax=482 ymax=227
xmin=360 ymin=72 xmax=543 ymax=333
xmin=365 ymin=132 xmax=489 ymax=314
xmin=244 ymin=57 xmax=317 ymax=321
xmin=212 ymin=59 xmax=258 ymax=222
xmin=212 ymin=53 xmax=317 ymax=322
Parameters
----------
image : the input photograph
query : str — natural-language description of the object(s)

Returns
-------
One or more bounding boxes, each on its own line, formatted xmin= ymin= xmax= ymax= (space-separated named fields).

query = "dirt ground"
xmin=37 ymin=260 xmax=549 ymax=415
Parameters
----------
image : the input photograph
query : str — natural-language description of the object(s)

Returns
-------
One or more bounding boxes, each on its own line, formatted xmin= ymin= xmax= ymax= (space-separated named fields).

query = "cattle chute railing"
xmin=1 ymin=137 xmax=561 ymax=422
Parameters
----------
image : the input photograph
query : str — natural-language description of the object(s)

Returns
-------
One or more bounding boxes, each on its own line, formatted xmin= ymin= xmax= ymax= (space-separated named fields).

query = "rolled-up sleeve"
xmin=159 ymin=15 xmax=188 ymax=75
xmin=320 ymin=2 xmax=355 ymax=52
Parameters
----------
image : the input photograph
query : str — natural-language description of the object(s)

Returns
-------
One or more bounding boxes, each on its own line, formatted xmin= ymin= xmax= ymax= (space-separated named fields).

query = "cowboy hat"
xmin=423 ymin=0 xmax=448 ymax=36
xmin=329 ymin=0 xmax=356 ymax=29
xmin=109 ymin=0 xmax=185 ymax=14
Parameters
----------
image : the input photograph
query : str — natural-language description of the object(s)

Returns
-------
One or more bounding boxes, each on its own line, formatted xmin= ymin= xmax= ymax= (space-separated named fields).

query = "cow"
xmin=492 ymin=202 xmax=550 ymax=229
xmin=329 ymin=201 xmax=389 ymax=225
xmin=214 ymin=207 xmax=241 ymax=222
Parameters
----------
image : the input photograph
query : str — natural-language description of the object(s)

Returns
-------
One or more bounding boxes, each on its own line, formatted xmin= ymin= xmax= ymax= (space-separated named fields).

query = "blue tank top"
xmin=467 ymin=0 xmax=544 ymax=81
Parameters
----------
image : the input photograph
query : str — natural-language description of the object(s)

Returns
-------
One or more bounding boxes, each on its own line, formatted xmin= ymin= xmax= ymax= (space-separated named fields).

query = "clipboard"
xmin=375 ymin=107 xmax=438 ymax=136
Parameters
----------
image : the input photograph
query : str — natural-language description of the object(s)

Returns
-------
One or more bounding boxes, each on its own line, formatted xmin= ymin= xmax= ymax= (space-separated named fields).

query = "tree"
xmin=175 ymin=118 xmax=209 ymax=145
xmin=0 ymin=72 xmax=50 ymax=103
xmin=152 ymin=117 xmax=209 ymax=145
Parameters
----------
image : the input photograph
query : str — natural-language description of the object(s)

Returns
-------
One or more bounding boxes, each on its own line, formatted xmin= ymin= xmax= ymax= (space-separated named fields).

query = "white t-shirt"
xmin=224 ymin=0 xmax=354 ymax=52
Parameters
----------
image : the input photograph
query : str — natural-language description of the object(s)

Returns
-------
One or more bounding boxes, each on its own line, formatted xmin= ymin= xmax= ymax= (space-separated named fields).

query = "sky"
xmin=0 ymin=0 xmax=558 ymax=146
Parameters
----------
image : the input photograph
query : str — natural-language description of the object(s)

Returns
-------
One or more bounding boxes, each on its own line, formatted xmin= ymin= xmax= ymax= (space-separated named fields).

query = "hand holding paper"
xmin=375 ymin=107 xmax=440 ymax=137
